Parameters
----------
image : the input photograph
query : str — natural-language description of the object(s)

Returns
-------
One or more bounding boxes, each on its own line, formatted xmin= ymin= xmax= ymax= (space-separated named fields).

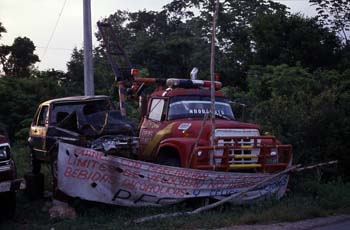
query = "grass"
xmin=2 ymin=145 xmax=350 ymax=229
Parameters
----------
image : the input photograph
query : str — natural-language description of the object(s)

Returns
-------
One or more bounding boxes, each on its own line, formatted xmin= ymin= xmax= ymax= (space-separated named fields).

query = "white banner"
xmin=58 ymin=143 xmax=289 ymax=207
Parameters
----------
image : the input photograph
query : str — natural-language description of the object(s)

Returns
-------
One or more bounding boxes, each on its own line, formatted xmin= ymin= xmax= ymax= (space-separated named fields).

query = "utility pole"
xmin=83 ymin=0 xmax=94 ymax=96
xmin=209 ymin=0 xmax=220 ymax=165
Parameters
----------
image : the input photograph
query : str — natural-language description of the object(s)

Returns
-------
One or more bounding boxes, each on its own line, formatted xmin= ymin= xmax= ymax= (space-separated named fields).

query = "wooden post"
xmin=209 ymin=0 xmax=220 ymax=165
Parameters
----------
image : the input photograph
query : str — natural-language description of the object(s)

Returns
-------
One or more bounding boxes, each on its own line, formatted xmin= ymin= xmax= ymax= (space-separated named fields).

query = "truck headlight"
xmin=0 ymin=146 xmax=10 ymax=160
xmin=266 ymin=148 xmax=278 ymax=163
xmin=270 ymin=149 xmax=277 ymax=156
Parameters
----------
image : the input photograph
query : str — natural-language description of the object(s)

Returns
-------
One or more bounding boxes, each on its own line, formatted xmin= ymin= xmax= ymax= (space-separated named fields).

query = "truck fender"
xmin=157 ymin=137 xmax=201 ymax=167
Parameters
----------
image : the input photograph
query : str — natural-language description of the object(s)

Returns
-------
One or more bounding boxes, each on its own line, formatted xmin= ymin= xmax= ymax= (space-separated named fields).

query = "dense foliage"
xmin=0 ymin=1 xmax=349 ymax=178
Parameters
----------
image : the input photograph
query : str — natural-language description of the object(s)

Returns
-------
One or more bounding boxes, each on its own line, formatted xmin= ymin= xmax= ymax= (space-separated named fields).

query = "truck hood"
xmin=170 ymin=118 xmax=261 ymax=140
xmin=172 ymin=119 xmax=260 ymax=130
xmin=57 ymin=110 xmax=135 ymax=138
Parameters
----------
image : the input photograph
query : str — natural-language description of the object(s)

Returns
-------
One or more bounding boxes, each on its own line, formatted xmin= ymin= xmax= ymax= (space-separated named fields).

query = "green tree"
xmin=64 ymin=47 xmax=84 ymax=95
xmin=0 ymin=76 xmax=64 ymax=140
xmin=97 ymin=9 xmax=211 ymax=79
xmin=64 ymin=47 xmax=118 ymax=97
xmin=310 ymin=0 xmax=350 ymax=43
xmin=0 ymin=22 xmax=5 ymax=38
xmin=0 ymin=22 xmax=9 ymax=76
xmin=1 ymin=37 xmax=40 ymax=77
xmin=164 ymin=0 xmax=288 ymax=87
xmin=250 ymin=13 xmax=342 ymax=70
xmin=310 ymin=1 xmax=350 ymax=71
xmin=93 ymin=48 xmax=117 ymax=95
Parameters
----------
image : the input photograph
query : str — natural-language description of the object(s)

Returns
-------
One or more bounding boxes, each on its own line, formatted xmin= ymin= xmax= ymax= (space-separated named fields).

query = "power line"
xmin=40 ymin=0 xmax=68 ymax=62
xmin=37 ymin=46 xmax=73 ymax=51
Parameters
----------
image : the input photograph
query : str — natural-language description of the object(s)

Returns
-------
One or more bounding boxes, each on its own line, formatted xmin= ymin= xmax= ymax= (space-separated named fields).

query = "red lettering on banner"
xmin=88 ymin=160 xmax=98 ymax=169
xmin=144 ymin=173 xmax=204 ymax=188
xmin=148 ymin=165 xmax=173 ymax=175
xmin=71 ymin=168 xmax=80 ymax=177
xmin=120 ymin=158 xmax=143 ymax=169
xmin=73 ymin=148 xmax=103 ymax=160
xmin=98 ymin=163 xmax=108 ymax=172
xmin=146 ymin=174 xmax=160 ymax=183
xmin=77 ymin=158 xmax=88 ymax=168
xmin=100 ymin=174 xmax=110 ymax=183
xmin=121 ymin=178 xmax=187 ymax=197
xmin=77 ymin=169 xmax=88 ymax=179
xmin=67 ymin=156 xmax=75 ymax=165
xmin=64 ymin=167 xmax=73 ymax=177
xmin=146 ymin=164 xmax=209 ymax=181
xmin=91 ymin=171 xmax=102 ymax=181
xmin=121 ymin=178 xmax=136 ymax=190
xmin=207 ymin=179 xmax=227 ymax=189
xmin=123 ymin=169 xmax=140 ymax=179
xmin=66 ymin=154 xmax=119 ymax=174
xmin=214 ymin=174 xmax=231 ymax=180
xmin=63 ymin=166 xmax=117 ymax=185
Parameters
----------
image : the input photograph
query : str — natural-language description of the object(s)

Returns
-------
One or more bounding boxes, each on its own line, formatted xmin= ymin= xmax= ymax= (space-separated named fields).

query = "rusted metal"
xmin=190 ymin=136 xmax=292 ymax=173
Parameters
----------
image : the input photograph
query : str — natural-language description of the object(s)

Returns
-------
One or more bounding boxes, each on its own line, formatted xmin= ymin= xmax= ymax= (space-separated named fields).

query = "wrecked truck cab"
xmin=28 ymin=95 xmax=138 ymax=174
xmin=0 ymin=134 xmax=20 ymax=218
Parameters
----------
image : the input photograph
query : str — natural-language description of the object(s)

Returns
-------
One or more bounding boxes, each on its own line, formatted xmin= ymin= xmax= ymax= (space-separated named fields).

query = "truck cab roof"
xmin=151 ymin=87 xmax=225 ymax=97
xmin=39 ymin=95 xmax=110 ymax=106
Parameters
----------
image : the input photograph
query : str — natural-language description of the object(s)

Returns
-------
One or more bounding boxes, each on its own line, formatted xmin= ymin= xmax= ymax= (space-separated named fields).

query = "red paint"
xmin=130 ymin=78 xmax=292 ymax=172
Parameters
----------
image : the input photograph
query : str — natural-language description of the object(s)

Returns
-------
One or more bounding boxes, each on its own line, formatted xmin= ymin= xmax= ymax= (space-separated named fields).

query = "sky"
xmin=0 ymin=0 xmax=317 ymax=72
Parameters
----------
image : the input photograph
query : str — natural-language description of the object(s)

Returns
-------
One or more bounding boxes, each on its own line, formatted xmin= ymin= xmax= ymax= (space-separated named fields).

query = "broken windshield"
xmin=168 ymin=96 xmax=235 ymax=120
xmin=50 ymin=99 xmax=113 ymax=125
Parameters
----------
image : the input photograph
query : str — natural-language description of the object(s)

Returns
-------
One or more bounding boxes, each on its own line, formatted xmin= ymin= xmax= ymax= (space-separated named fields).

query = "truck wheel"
xmin=158 ymin=155 xmax=181 ymax=167
xmin=50 ymin=158 xmax=59 ymax=195
xmin=31 ymin=151 xmax=41 ymax=175
xmin=24 ymin=172 xmax=44 ymax=200
xmin=0 ymin=191 xmax=16 ymax=219
xmin=50 ymin=158 xmax=58 ymax=180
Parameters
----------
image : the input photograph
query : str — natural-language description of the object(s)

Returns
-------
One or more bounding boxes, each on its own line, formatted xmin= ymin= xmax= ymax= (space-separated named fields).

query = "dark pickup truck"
xmin=28 ymin=95 xmax=138 ymax=175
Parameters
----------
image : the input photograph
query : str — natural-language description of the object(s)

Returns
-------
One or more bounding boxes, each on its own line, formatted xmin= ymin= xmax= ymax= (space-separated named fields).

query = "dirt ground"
xmin=218 ymin=215 xmax=350 ymax=230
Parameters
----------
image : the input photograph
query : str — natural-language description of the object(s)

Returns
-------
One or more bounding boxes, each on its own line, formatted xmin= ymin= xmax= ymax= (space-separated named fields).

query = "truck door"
xmin=29 ymin=105 xmax=49 ymax=157
xmin=139 ymin=98 xmax=167 ymax=160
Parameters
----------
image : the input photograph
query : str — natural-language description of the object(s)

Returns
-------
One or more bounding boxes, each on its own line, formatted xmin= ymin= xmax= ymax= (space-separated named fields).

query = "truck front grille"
xmin=214 ymin=129 xmax=260 ymax=165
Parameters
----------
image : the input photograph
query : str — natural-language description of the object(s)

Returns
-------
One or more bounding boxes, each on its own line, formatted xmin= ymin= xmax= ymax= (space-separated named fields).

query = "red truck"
xmin=134 ymin=78 xmax=292 ymax=173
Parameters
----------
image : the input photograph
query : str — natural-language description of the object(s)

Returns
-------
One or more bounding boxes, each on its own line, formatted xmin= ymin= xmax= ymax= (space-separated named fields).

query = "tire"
xmin=24 ymin=172 xmax=44 ymax=200
xmin=157 ymin=155 xmax=181 ymax=167
xmin=0 ymin=191 xmax=16 ymax=219
xmin=51 ymin=158 xmax=59 ymax=196
xmin=50 ymin=158 xmax=58 ymax=181
xmin=31 ymin=150 xmax=41 ymax=175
